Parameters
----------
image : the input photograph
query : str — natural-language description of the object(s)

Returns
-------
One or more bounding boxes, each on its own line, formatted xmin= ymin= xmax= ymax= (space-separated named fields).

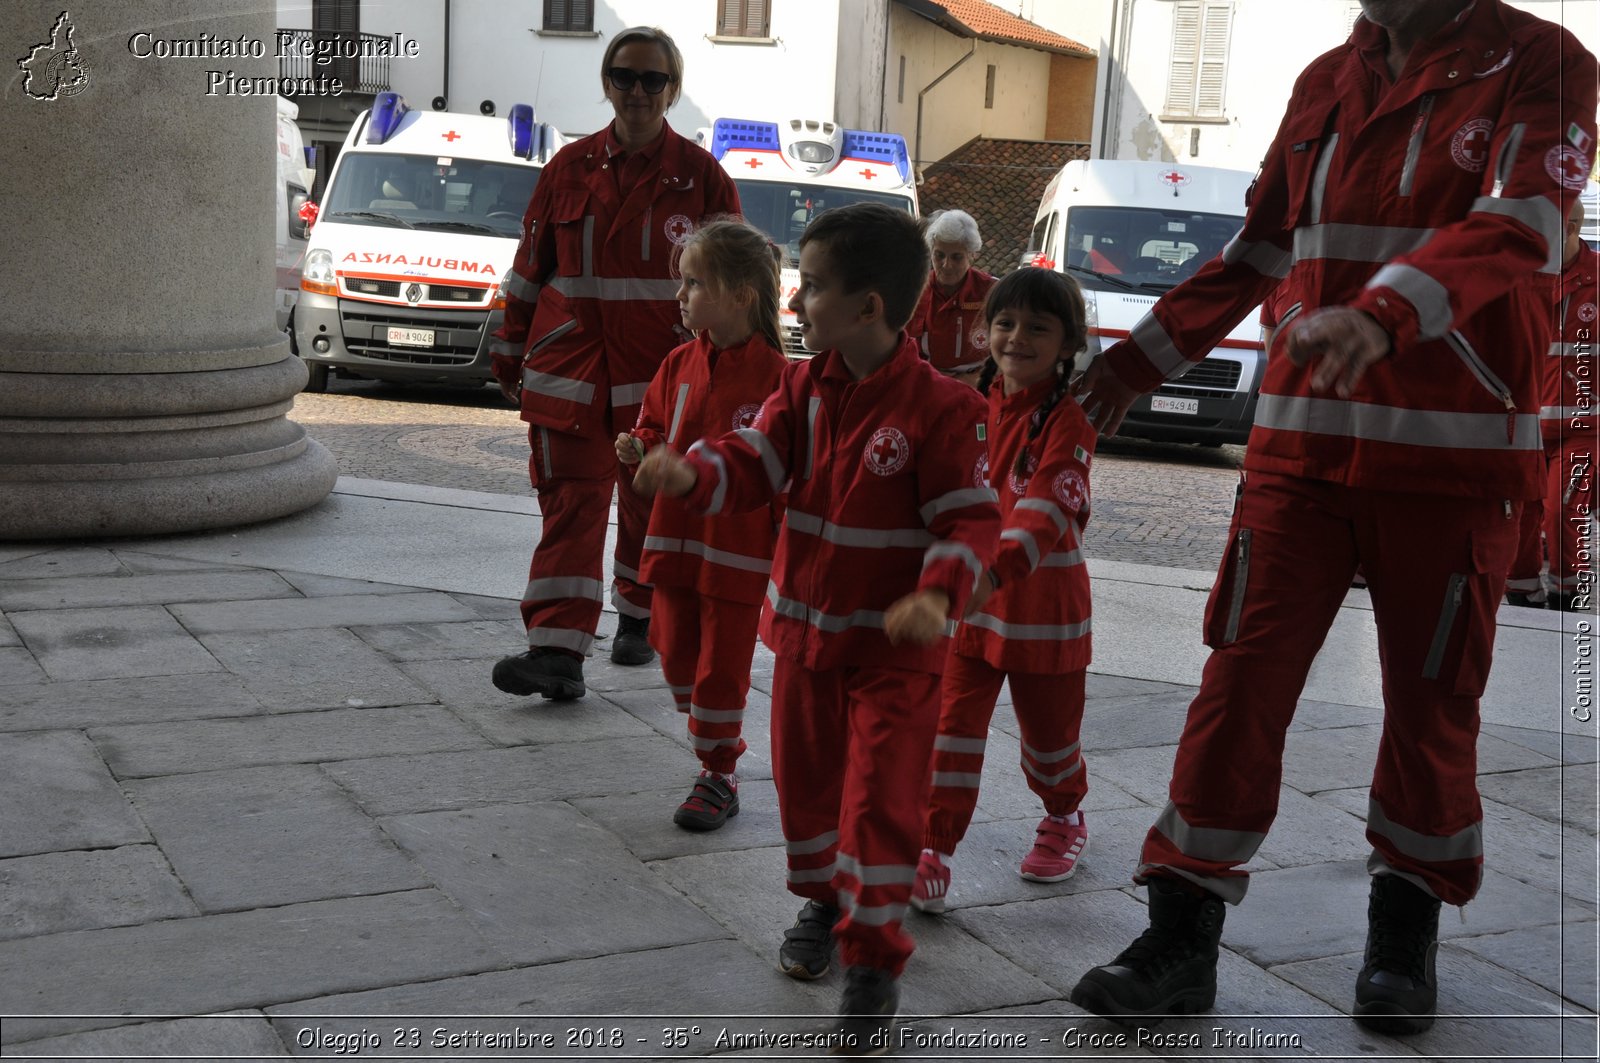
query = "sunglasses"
xmin=606 ymin=67 xmax=673 ymax=95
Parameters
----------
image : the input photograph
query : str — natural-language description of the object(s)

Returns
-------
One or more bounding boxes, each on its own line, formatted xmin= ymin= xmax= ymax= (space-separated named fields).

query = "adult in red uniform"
xmin=905 ymin=209 xmax=997 ymax=387
xmin=490 ymin=27 xmax=740 ymax=700
xmin=1540 ymin=198 xmax=1599 ymax=610
xmin=1069 ymin=0 xmax=1597 ymax=1035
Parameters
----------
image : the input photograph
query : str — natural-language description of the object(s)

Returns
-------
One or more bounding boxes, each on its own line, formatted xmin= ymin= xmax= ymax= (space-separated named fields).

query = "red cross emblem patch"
xmin=732 ymin=403 xmax=763 ymax=430
xmin=1546 ymin=146 xmax=1592 ymax=191
xmin=973 ymin=453 xmax=991 ymax=489
xmin=1054 ymin=468 xmax=1087 ymax=513
xmin=664 ymin=214 xmax=695 ymax=245
xmin=1007 ymin=452 xmax=1040 ymax=496
xmin=864 ymin=427 xmax=911 ymax=476
xmin=1158 ymin=169 xmax=1191 ymax=189
xmin=1450 ymin=118 xmax=1494 ymax=173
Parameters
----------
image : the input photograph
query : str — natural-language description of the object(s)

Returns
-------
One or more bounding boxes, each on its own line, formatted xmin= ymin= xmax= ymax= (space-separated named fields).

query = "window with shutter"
xmin=1163 ymin=1 xmax=1232 ymax=120
xmin=717 ymin=0 xmax=771 ymax=38
xmin=544 ymin=0 xmax=593 ymax=32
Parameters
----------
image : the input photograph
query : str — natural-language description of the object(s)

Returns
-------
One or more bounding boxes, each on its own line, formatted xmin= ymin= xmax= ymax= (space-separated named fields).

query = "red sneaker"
xmin=1019 ymin=814 xmax=1087 ymax=882
xmin=910 ymin=850 xmax=951 ymax=914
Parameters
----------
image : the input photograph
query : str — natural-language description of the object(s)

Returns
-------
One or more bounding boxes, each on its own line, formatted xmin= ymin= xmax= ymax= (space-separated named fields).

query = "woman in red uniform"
xmin=490 ymin=27 xmax=741 ymax=701
xmin=906 ymin=209 xmax=997 ymax=388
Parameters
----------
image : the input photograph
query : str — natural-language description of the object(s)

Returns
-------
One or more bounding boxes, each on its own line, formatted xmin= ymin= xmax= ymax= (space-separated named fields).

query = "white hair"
xmin=925 ymin=209 xmax=981 ymax=253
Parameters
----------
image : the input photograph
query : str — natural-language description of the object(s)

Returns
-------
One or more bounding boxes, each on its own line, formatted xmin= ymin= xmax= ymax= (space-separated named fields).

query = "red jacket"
xmin=1104 ymin=0 xmax=1598 ymax=500
xmin=908 ymin=268 xmax=998 ymax=375
xmin=956 ymin=377 xmax=1097 ymax=674
xmin=631 ymin=333 xmax=788 ymax=604
xmin=490 ymin=123 xmax=741 ymax=438
xmin=682 ymin=336 xmax=1000 ymax=674
xmin=1541 ymin=244 xmax=1600 ymax=443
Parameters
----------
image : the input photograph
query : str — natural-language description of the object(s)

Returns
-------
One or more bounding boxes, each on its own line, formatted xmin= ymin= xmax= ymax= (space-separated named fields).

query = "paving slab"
xmin=0 ymin=547 xmax=125 ymax=580
xmin=0 ymin=672 xmax=264 ymax=732
xmin=1478 ymin=764 xmax=1600 ymax=833
xmin=110 ymin=550 xmax=257 ymax=574
xmin=92 ymin=704 xmax=489 ymax=779
xmin=447 ymin=591 xmax=523 ymax=622
xmin=6 ymin=1012 xmax=288 ymax=1060
xmin=604 ymin=685 xmax=776 ymax=781
xmin=7 ymin=604 xmax=221 ymax=682
xmin=396 ymin=657 xmax=661 ymax=746
xmin=0 ymin=845 xmax=197 ymax=941
xmin=276 ymin=570 xmax=424 ymax=596
xmin=1453 ymin=920 xmax=1599 ymax=1012
xmin=128 ymin=765 xmax=429 ymax=912
xmin=0 ymin=731 xmax=149 ymax=858
xmin=171 ymin=591 xmax=481 ymax=633
xmin=379 ymin=802 xmax=730 ymax=965
xmin=1273 ymin=944 xmax=1587 ymax=1060
xmin=323 ymin=735 xmax=694 ymax=816
xmin=350 ymin=618 xmax=528 ymax=661
xmin=0 ymin=890 xmax=505 ymax=1045
xmin=0 ymin=613 xmax=20 ymax=647
xmin=1482 ymin=723 xmax=1600 ymax=765
xmin=0 ymin=570 xmax=297 ymax=611
xmin=896 ymin=998 xmax=1161 ymax=1058
xmin=0 ymin=545 xmax=51 ymax=565
xmin=570 ymin=777 xmax=786 ymax=862
xmin=967 ymin=735 xmax=1156 ymax=821
xmin=1073 ymin=745 xmax=1180 ymax=808
xmin=1084 ymin=673 xmax=1194 ymax=702
xmin=0 ymin=646 xmax=47 ymax=685
xmin=1281 ymin=723 xmax=1560 ymax=795
xmin=199 ymin=628 xmax=435 ymax=712
xmin=1075 ymin=690 xmax=1195 ymax=750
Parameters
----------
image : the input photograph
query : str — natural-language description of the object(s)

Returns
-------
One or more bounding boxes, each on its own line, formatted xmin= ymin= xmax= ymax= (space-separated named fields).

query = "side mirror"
xmin=293 ymin=196 xmax=317 ymax=239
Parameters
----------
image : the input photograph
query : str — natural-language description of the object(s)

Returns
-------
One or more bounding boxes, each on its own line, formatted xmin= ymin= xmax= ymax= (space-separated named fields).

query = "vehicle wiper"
xmin=1065 ymin=263 xmax=1144 ymax=293
xmin=329 ymin=210 xmax=415 ymax=229
xmin=417 ymin=220 xmax=499 ymax=235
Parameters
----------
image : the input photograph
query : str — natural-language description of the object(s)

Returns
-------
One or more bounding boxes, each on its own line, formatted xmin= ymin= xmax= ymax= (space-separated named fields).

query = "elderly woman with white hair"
xmin=905 ymin=209 xmax=997 ymax=387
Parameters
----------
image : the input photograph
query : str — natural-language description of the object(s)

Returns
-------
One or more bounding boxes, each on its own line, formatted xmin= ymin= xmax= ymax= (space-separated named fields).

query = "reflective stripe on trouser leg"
xmin=1012 ymin=667 xmax=1088 ymax=817
xmin=1140 ymin=473 xmax=1357 ymax=904
xmin=1359 ymin=488 xmax=1513 ymax=906
xmin=923 ymin=652 xmax=1005 ymax=855
xmin=522 ymin=427 xmax=617 ymax=651
xmin=654 ymin=586 xmax=759 ymax=776
xmin=612 ymin=461 xmax=654 ymax=619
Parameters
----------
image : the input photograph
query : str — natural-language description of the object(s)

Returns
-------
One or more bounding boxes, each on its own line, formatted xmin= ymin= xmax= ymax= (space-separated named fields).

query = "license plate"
xmin=387 ymin=327 xmax=435 ymax=348
xmin=1150 ymin=395 xmax=1199 ymax=415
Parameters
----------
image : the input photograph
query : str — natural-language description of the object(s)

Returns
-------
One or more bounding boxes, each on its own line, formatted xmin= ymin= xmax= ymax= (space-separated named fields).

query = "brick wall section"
xmin=919 ymin=138 xmax=1091 ymax=277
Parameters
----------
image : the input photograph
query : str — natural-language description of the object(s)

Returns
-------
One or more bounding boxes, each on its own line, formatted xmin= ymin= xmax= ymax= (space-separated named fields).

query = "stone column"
xmin=0 ymin=1 xmax=337 ymax=540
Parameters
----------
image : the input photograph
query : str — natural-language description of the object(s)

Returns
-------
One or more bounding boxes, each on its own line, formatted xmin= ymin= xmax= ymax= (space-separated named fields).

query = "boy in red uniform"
xmin=634 ymin=202 xmax=999 ymax=1051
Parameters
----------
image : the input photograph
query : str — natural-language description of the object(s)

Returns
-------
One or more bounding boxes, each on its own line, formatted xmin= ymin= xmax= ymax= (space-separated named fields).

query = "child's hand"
xmin=615 ymin=433 xmax=643 ymax=466
xmin=633 ymin=446 xmax=697 ymax=498
xmin=885 ymin=589 xmax=951 ymax=646
xmin=964 ymin=570 xmax=997 ymax=617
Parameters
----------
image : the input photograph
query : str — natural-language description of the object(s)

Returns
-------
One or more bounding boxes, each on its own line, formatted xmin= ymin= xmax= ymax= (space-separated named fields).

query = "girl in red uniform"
xmin=912 ymin=266 xmax=1097 ymax=913
xmin=616 ymin=219 xmax=787 ymax=830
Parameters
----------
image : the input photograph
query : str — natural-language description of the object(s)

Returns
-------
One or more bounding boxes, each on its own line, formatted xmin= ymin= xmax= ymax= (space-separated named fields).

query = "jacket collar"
xmin=816 ymin=332 xmax=923 ymax=388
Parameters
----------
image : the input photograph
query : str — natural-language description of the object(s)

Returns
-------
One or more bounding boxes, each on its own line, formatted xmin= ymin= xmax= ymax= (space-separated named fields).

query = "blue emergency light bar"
xmin=366 ymin=92 xmax=409 ymax=145
xmin=508 ymin=104 xmax=539 ymax=160
xmin=710 ymin=118 xmax=781 ymax=160
xmin=842 ymin=130 xmax=912 ymax=185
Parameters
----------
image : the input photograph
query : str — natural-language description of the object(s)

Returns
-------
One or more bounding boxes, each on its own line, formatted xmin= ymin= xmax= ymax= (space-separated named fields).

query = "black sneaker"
xmin=830 ymin=966 xmax=898 ymax=1056
xmin=1504 ymin=591 xmax=1547 ymax=609
xmin=1354 ymin=874 xmax=1441 ymax=1035
xmin=778 ymin=900 xmax=839 ymax=980
xmin=673 ymin=772 xmax=740 ymax=831
xmin=491 ymin=649 xmax=585 ymax=700
xmin=611 ymin=614 xmax=655 ymax=666
xmin=1069 ymin=876 xmax=1226 ymax=1028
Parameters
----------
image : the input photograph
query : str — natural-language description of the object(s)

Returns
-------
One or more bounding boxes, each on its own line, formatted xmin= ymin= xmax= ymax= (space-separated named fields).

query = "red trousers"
xmin=650 ymin=586 xmax=760 ymax=775
xmin=771 ymin=658 xmax=941 ymax=976
xmin=1544 ymin=438 xmax=1595 ymax=593
xmin=924 ymin=656 xmax=1087 ymax=855
xmin=1140 ymin=472 xmax=1517 ymax=907
xmin=520 ymin=427 xmax=653 ymax=654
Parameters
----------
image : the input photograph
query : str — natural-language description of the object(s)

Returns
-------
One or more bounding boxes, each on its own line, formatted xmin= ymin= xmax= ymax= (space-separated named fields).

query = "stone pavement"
xmin=0 ymin=477 xmax=1596 ymax=1061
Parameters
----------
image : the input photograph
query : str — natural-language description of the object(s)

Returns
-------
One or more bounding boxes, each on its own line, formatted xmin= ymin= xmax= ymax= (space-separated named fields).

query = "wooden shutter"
xmin=1164 ymin=2 xmax=1200 ymax=116
xmin=545 ymin=0 xmax=592 ymax=32
xmin=718 ymin=0 xmax=769 ymax=37
xmin=1195 ymin=3 xmax=1232 ymax=118
xmin=1165 ymin=1 xmax=1231 ymax=119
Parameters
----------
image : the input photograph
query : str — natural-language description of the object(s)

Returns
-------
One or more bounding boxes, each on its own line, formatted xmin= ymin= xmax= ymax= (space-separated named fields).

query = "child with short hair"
xmin=633 ymin=202 xmax=999 ymax=1050
xmin=910 ymin=267 xmax=1099 ymax=915
xmin=615 ymin=219 xmax=788 ymax=831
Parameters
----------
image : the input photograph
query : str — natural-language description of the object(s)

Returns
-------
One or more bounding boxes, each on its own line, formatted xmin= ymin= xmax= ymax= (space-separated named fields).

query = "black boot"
xmin=830 ymin=966 xmax=898 ymax=1056
xmin=610 ymin=614 xmax=655 ymax=665
xmin=1354 ymin=874 xmax=1440 ymax=1035
xmin=1069 ymin=876 xmax=1226 ymax=1028
xmin=1503 ymin=591 xmax=1547 ymax=609
xmin=491 ymin=649 xmax=585 ymax=700
xmin=778 ymin=900 xmax=839 ymax=980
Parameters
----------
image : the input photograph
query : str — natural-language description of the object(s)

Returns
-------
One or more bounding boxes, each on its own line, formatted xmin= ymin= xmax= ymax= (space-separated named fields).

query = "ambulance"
xmin=708 ymin=117 xmax=918 ymax=358
xmin=293 ymin=92 xmax=564 ymax=391
xmin=1024 ymin=159 xmax=1264 ymax=445
xmin=274 ymin=96 xmax=314 ymax=335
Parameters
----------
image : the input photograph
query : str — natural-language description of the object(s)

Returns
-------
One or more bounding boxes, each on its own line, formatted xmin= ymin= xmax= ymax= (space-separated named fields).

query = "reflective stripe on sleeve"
xmin=923 ymin=541 xmax=983 ymax=579
xmin=920 ymin=487 xmax=999 ymax=524
xmin=687 ymin=441 xmax=729 ymax=515
xmin=1221 ymin=234 xmax=1292 ymax=279
xmin=1366 ymin=263 xmax=1453 ymax=340
xmin=1002 ymin=527 xmax=1041 ymax=571
xmin=503 ymin=271 xmax=541 ymax=303
xmin=1131 ymin=313 xmax=1194 ymax=380
xmin=733 ymin=427 xmax=787 ymax=492
xmin=1470 ymin=195 xmax=1563 ymax=273
xmin=1015 ymin=497 xmax=1070 ymax=534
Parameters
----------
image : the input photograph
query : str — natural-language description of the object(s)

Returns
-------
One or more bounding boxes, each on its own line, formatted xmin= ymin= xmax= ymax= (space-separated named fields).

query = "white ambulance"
xmin=708 ymin=118 xmax=919 ymax=358
xmin=1024 ymin=159 xmax=1264 ymax=445
xmin=293 ymin=92 xmax=564 ymax=391
xmin=275 ymin=96 xmax=314 ymax=334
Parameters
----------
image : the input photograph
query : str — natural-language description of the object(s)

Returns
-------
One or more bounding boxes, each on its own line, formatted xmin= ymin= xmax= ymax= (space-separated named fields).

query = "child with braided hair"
xmin=912 ymin=266 xmax=1099 ymax=914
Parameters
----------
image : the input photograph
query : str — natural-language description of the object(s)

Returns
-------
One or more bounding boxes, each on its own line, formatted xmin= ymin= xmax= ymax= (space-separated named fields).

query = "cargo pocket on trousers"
xmin=1422 ymin=524 xmax=1515 ymax=697
xmin=1203 ymin=528 xmax=1253 ymax=649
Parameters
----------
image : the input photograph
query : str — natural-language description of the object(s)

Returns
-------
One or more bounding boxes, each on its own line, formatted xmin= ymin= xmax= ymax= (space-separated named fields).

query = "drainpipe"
xmin=914 ymin=38 xmax=975 ymax=174
xmin=1099 ymin=0 xmax=1135 ymax=159
xmin=441 ymin=0 xmax=451 ymax=105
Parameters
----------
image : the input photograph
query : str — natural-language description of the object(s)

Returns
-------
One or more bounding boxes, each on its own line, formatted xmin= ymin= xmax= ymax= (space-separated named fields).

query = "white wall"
xmin=837 ymin=0 xmax=891 ymax=131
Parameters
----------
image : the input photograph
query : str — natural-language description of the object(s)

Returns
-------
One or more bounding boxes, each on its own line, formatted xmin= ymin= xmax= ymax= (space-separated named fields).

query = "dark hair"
xmin=975 ymin=267 xmax=1090 ymax=476
xmin=678 ymin=218 xmax=785 ymax=352
xmin=601 ymin=26 xmax=683 ymax=108
xmin=798 ymin=202 xmax=930 ymax=330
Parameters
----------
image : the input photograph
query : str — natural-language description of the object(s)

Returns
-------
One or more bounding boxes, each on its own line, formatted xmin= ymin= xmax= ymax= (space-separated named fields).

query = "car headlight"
xmin=300 ymin=248 xmax=336 ymax=296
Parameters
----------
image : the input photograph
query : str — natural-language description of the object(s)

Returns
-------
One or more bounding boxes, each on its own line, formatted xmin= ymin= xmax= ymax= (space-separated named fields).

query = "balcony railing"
xmin=276 ymin=29 xmax=392 ymax=95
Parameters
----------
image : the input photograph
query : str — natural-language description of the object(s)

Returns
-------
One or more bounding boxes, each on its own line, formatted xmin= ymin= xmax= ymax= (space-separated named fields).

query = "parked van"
xmin=1024 ymin=159 xmax=1263 ymax=445
xmin=275 ymin=97 xmax=314 ymax=335
xmin=707 ymin=117 xmax=918 ymax=358
xmin=293 ymin=93 xmax=564 ymax=391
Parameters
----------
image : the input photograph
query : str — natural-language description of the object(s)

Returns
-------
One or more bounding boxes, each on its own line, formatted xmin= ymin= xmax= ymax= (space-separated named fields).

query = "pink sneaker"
xmin=910 ymin=850 xmax=950 ymax=914
xmin=1019 ymin=814 xmax=1088 ymax=882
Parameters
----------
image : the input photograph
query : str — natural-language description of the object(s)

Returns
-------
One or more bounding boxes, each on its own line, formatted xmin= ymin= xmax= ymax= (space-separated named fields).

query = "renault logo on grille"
xmin=405 ymin=283 xmax=424 ymax=304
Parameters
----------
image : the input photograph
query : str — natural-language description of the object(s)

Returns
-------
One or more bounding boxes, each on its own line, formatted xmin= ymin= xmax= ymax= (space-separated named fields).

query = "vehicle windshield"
xmin=324 ymin=152 xmax=539 ymax=237
xmin=735 ymin=180 xmax=915 ymax=261
xmin=1063 ymin=205 xmax=1241 ymax=293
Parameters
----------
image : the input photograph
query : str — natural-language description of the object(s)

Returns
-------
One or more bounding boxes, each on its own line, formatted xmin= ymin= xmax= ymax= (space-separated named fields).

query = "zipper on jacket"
xmin=1490 ymin=122 xmax=1525 ymax=198
xmin=1275 ymin=302 xmax=1304 ymax=345
xmin=1445 ymin=330 xmax=1517 ymax=443
xmin=528 ymin=317 xmax=579 ymax=355
xmin=1222 ymin=529 xmax=1252 ymax=645
xmin=1398 ymin=96 xmax=1433 ymax=198
xmin=1422 ymin=573 xmax=1467 ymax=680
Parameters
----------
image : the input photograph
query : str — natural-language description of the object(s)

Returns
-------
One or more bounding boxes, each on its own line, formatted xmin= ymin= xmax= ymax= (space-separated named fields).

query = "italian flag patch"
xmin=1073 ymin=445 xmax=1089 ymax=464
xmin=976 ymin=424 xmax=987 ymax=441
xmin=1570 ymin=122 xmax=1594 ymax=155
